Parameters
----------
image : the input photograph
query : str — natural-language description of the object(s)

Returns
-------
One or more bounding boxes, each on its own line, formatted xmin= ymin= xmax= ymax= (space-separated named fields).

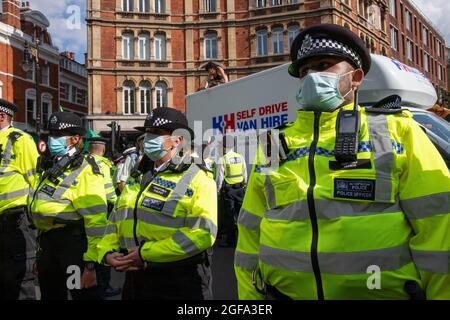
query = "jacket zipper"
xmin=307 ymin=112 xmax=324 ymax=300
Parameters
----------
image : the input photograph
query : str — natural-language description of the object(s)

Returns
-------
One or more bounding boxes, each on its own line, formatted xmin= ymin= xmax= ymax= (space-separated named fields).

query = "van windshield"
xmin=412 ymin=112 xmax=450 ymax=143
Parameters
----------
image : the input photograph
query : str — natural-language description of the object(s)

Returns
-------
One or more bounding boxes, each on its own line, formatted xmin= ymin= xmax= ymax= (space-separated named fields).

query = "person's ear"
xmin=70 ymin=135 xmax=80 ymax=146
xmin=351 ymin=69 xmax=364 ymax=88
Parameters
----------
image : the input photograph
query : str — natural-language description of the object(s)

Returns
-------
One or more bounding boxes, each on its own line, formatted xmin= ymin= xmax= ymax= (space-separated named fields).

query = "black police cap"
xmin=47 ymin=111 xmax=86 ymax=136
xmin=135 ymin=108 xmax=194 ymax=139
xmin=289 ymin=24 xmax=371 ymax=78
xmin=86 ymin=136 xmax=109 ymax=145
xmin=0 ymin=99 xmax=18 ymax=116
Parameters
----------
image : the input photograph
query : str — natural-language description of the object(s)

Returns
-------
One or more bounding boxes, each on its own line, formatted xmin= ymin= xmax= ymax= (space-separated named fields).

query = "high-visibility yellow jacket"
xmin=92 ymin=154 xmax=118 ymax=206
xmin=29 ymin=153 xmax=111 ymax=262
xmin=222 ymin=151 xmax=245 ymax=185
xmin=234 ymin=104 xmax=450 ymax=300
xmin=97 ymin=163 xmax=217 ymax=264
xmin=0 ymin=127 xmax=39 ymax=213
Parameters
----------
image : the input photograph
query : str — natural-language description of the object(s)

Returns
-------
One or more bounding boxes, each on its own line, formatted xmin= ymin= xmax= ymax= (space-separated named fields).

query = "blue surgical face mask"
xmin=48 ymin=136 xmax=68 ymax=156
xmin=144 ymin=133 xmax=171 ymax=161
xmin=296 ymin=70 xmax=353 ymax=112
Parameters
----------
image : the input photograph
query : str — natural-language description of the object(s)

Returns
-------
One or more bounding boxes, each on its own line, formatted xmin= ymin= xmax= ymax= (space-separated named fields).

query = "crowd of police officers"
xmin=0 ymin=24 xmax=449 ymax=301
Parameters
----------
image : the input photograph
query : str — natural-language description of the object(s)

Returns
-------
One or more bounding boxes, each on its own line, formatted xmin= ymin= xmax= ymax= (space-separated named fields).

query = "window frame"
xmin=139 ymin=81 xmax=152 ymax=115
xmin=122 ymin=0 xmax=134 ymax=12
xmin=154 ymin=0 xmax=165 ymax=14
xmin=288 ymin=25 xmax=300 ymax=49
xmin=272 ymin=27 xmax=284 ymax=55
xmin=122 ymin=32 xmax=134 ymax=60
xmin=154 ymin=33 xmax=166 ymax=61
xmin=155 ymin=81 xmax=167 ymax=108
xmin=204 ymin=33 xmax=218 ymax=60
xmin=256 ymin=29 xmax=268 ymax=56
xmin=123 ymin=81 xmax=136 ymax=115
xmin=204 ymin=0 xmax=217 ymax=13
xmin=390 ymin=26 xmax=398 ymax=51
xmin=138 ymin=33 xmax=150 ymax=60
xmin=139 ymin=0 xmax=150 ymax=13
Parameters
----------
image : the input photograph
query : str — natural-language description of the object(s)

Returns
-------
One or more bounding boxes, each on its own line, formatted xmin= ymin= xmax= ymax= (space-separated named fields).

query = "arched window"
xmin=122 ymin=32 xmax=134 ymax=60
xmin=155 ymin=81 xmax=168 ymax=108
xmin=154 ymin=0 xmax=165 ymax=14
xmin=123 ymin=80 xmax=135 ymax=115
xmin=122 ymin=0 xmax=133 ymax=12
xmin=139 ymin=81 xmax=152 ymax=114
xmin=288 ymin=25 xmax=299 ymax=48
xmin=204 ymin=32 xmax=218 ymax=60
xmin=154 ymin=33 xmax=166 ymax=61
xmin=25 ymin=89 xmax=36 ymax=127
xmin=256 ymin=29 xmax=268 ymax=56
xmin=138 ymin=33 xmax=150 ymax=60
xmin=255 ymin=0 xmax=265 ymax=8
xmin=139 ymin=0 xmax=150 ymax=13
xmin=272 ymin=27 xmax=284 ymax=54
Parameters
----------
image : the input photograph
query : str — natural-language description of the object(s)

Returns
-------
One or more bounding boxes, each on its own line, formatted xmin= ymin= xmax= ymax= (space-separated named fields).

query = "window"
xmin=62 ymin=83 xmax=70 ymax=100
xmin=42 ymin=102 xmax=50 ymax=124
xmin=139 ymin=0 xmax=149 ymax=13
xmin=122 ymin=32 xmax=134 ymax=60
xmin=407 ymin=39 xmax=413 ymax=61
xmin=405 ymin=11 xmax=412 ymax=31
xmin=424 ymin=53 xmax=429 ymax=72
xmin=78 ymin=90 xmax=87 ymax=106
xmin=389 ymin=0 xmax=396 ymax=17
xmin=342 ymin=0 xmax=350 ymax=5
xmin=26 ymin=62 xmax=35 ymax=81
xmin=26 ymin=97 xmax=35 ymax=124
xmin=204 ymin=33 xmax=218 ymax=60
xmin=154 ymin=33 xmax=166 ymax=61
xmin=122 ymin=0 xmax=133 ymax=12
xmin=437 ymin=40 xmax=441 ymax=57
xmin=390 ymin=26 xmax=398 ymax=51
xmin=257 ymin=29 xmax=268 ymax=56
xmin=255 ymin=0 xmax=265 ymax=8
xmin=41 ymin=64 xmax=49 ymax=86
xmin=204 ymin=0 xmax=216 ymax=13
xmin=155 ymin=81 xmax=167 ymax=108
xmin=154 ymin=0 xmax=165 ymax=14
xmin=123 ymin=81 xmax=135 ymax=115
xmin=288 ymin=0 xmax=298 ymax=3
xmin=288 ymin=25 xmax=300 ymax=48
xmin=438 ymin=65 xmax=442 ymax=81
xmin=71 ymin=86 xmax=77 ymax=103
xmin=272 ymin=27 xmax=284 ymax=55
xmin=139 ymin=81 xmax=152 ymax=114
xmin=138 ymin=33 xmax=150 ymax=60
xmin=422 ymin=27 xmax=428 ymax=46
xmin=271 ymin=0 xmax=282 ymax=6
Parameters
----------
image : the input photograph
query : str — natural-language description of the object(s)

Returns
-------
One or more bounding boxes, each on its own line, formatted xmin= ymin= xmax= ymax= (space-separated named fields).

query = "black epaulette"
xmin=9 ymin=131 xmax=23 ymax=142
xmin=365 ymin=95 xmax=403 ymax=114
xmin=258 ymin=128 xmax=290 ymax=163
xmin=85 ymin=154 xmax=102 ymax=175
xmin=196 ymin=161 xmax=212 ymax=173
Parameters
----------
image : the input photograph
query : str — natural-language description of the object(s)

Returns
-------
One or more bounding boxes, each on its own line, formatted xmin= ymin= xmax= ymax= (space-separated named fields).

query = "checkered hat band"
xmin=297 ymin=38 xmax=362 ymax=69
xmin=152 ymin=117 xmax=173 ymax=127
xmin=0 ymin=106 xmax=14 ymax=116
xmin=57 ymin=123 xmax=78 ymax=130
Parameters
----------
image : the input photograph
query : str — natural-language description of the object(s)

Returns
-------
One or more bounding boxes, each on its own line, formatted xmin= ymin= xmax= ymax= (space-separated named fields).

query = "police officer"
xmin=87 ymin=135 xmax=121 ymax=298
xmin=234 ymin=24 xmax=450 ymax=300
xmin=29 ymin=112 xmax=111 ymax=300
xmin=216 ymin=135 xmax=247 ymax=247
xmin=0 ymin=99 xmax=38 ymax=300
xmin=97 ymin=108 xmax=217 ymax=300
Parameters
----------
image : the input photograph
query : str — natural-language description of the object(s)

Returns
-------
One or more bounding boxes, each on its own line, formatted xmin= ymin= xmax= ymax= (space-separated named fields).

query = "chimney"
xmin=20 ymin=1 xmax=31 ymax=13
xmin=1 ymin=0 xmax=21 ymax=29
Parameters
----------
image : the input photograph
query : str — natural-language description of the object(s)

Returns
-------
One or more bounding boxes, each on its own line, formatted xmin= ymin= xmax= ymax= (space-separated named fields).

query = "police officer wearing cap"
xmin=0 ymin=99 xmax=39 ymax=300
xmin=235 ymin=24 xmax=450 ymax=300
xmin=97 ymin=108 xmax=217 ymax=300
xmin=29 ymin=112 xmax=111 ymax=300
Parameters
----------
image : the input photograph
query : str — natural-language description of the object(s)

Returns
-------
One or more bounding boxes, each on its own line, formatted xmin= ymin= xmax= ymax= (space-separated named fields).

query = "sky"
xmin=30 ymin=0 xmax=450 ymax=65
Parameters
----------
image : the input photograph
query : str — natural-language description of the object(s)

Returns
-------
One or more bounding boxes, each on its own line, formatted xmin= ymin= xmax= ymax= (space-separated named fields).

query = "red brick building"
xmin=86 ymin=0 xmax=392 ymax=132
xmin=0 ymin=1 xmax=60 ymax=131
xmin=86 ymin=0 xmax=448 ymax=131
xmin=388 ymin=0 xmax=447 ymax=104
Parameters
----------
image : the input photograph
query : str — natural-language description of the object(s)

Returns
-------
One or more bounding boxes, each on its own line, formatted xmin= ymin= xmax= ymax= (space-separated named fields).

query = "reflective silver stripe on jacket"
xmin=85 ymin=226 xmax=110 ymax=237
xmin=367 ymin=114 xmax=394 ymax=203
xmin=32 ymin=211 xmax=80 ymax=221
xmin=265 ymin=175 xmax=276 ymax=209
xmin=159 ymin=164 xmax=200 ymax=217
xmin=259 ymin=243 xmax=412 ymax=274
xmin=411 ymin=249 xmax=450 ymax=274
xmin=400 ymin=192 xmax=450 ymax=220
xmin=0 ymin=188 xmax=29 ymax=200
xmin=77 ymin=205 xmax=108 ymax=216
xmin=52 ymin=160 xmax=89 ymax=199
xmin=235 ymin=250 xmax=259 ymax=270
xmin=238 ymin=208 xmax=262 ymax=230
xmin=173 ymin=230 xmax=200 ymax=256
xmin=264 ymin=199 xmax=402 ymax=221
